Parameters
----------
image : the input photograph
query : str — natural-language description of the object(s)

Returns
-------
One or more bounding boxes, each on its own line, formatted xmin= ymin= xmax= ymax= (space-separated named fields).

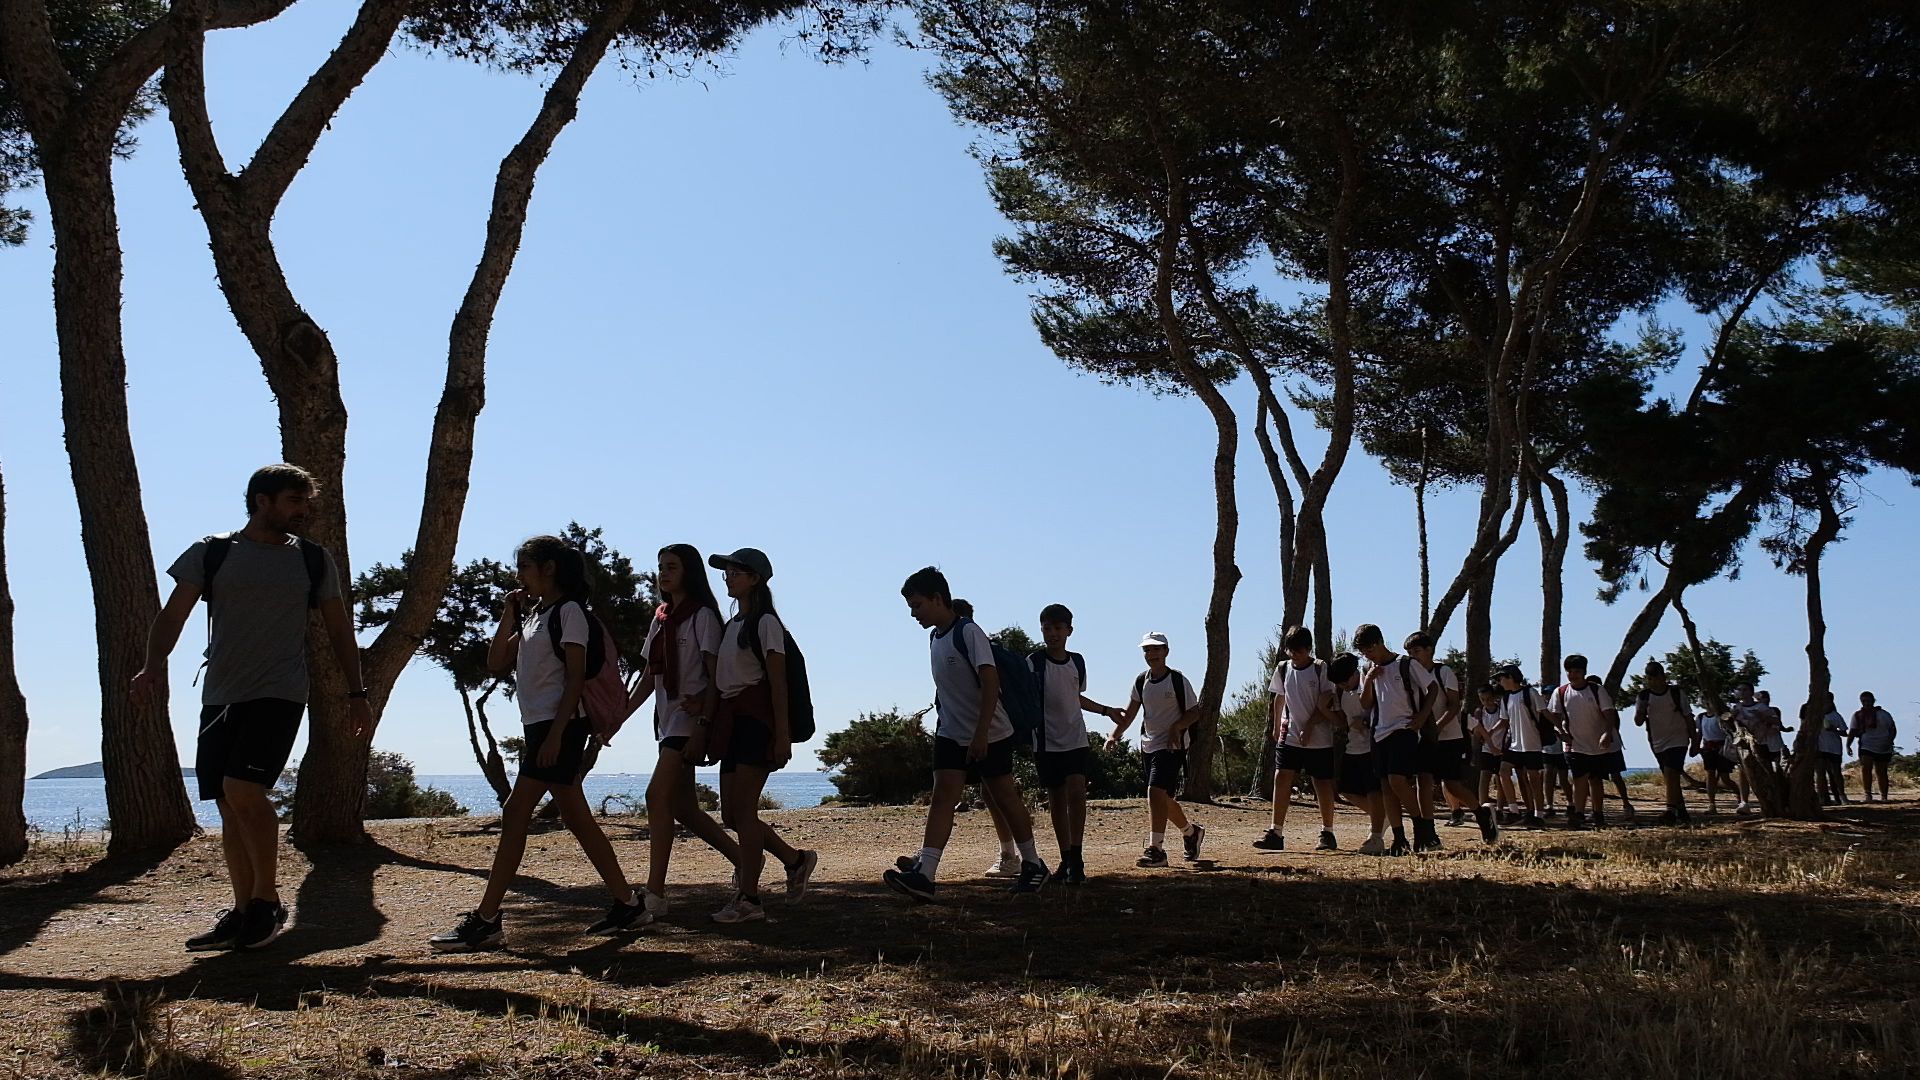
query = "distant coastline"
xmin=29 ymin=762 xmax=196 ymax=780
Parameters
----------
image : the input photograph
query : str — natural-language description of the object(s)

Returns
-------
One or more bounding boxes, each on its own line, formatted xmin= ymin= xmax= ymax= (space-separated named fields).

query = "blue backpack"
xmin=946 ymin=618 xmax=1043 ymax=745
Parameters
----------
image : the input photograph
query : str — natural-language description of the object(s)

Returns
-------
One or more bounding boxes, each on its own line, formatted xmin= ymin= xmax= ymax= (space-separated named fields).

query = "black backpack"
xmin=201 ymin=531 xmax=328 ymax=608
xmin=1371 ymin=656 xmax=1431 ymax=733
xmin=946 ymin=618 xmax=1043 ymax=745
xmin=1133 ymin=669 xmax=1194 ymax=746
xmin=1638 ymin=685 xmax=1686 ymax=713
xmin=1515 ymin=686 xmax=1556 ymax=743
xmin=544 ymin=598 xmax=612 ymax=679
xmin=746 ymin=612 xmax=816 ymax=742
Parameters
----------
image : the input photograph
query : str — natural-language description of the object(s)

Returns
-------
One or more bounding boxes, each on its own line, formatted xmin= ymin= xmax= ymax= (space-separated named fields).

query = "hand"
xmin=683 ymin=694 xmax=708 ymax=719
xmin=1109 ymin=706 xmax=1125 ymax=722
xmin=772 ymin=736 xmax=793 ymax=768
xmin=684 ymin=728 xmax=709 ymax=764
xmin=967 ymin=733 xmax=988 ymax=763
xmin=503 ymin=589 xmax=530 ymax=619
xmin=129 ymin=669 xmax=159 ymax=711
xmin=536 ymin=732 xmax=563 ymax=768
xmin=1106 ymin=732 xmax=1125 ymax=751
xmin=347 ymin=697 xmax=376 ymax=739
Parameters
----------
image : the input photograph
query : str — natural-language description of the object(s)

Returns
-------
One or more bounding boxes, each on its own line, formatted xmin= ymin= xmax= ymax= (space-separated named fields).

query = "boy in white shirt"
xmin=1029 ymin=603 xmax=1126 ymax=883
xmin=1405 ymin=632 xmax=1495 ymax=844
xmin=1356 ymin=623 xmax=1438 ymax=856
xmin=1814 ymin=692 xmax=1849 ymax=806
xmin=1255 ymin=626 xmax=1342 ymax=853
xmin=1695 ymin=707 xmax=1747 ymax=813
xmin=884 ymin=568 xmax=1048 ymax=902
xmin=1850 ymin=691 xmax=1898 ymax=803
xmin=1110 ymin=632 xmax=1205 ymax=867
xmin=1468 ymin=684 xmax=1517 ymax=822
xmin=1550 ymin=654 xmax=1621 ymax=829
xmin=1632 ymin=660 xmax=1697 ymax=824
xmin=1329 ymin=654 xmax=1388 ymax=854
xmin=1497 ymin=666 xmax=1549 ymax=828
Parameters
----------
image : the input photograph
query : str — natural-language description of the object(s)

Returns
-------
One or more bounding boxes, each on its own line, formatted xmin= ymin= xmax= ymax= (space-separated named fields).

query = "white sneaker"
xmin=785 ymin=850 xmax=819 ymax=902
xmin=1359 ymin=836 xmax=1386 ymax=856
xmin=710 ymin=894 xmax=765 ymax=924
xmin=1734 ymin=801 xmax=1751 ymax=814
xmin=985 ymin=852 xmax=1023 ymax=878
xmin=639 ymin=889 xmax=670 ymax=925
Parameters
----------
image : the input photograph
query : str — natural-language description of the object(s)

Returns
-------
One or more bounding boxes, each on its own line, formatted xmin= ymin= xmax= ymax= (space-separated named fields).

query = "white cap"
xmin=1139 ymin=631 xmax=1170 ymax=649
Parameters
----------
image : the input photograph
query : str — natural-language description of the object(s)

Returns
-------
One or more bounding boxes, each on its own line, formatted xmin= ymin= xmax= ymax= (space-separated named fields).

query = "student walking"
xmin=705 ymin=547 xmax=816 ymax=923
xmin=885 ymin=568 xmax=1048 ymax=901
xmin=132 ymin=465 xmax=373 ymax=952
xmin=1255 ymin=626 xmax=1342 ymax=853
xmin=1405 ymin=633 xmax=1496 ymax=844
xmin=1111 ymin=632 xmax=1206 ymax=868
xmin=1497 ymin=666 xmax=1549 ymax=828
xmin=1468 ymin=685 xmax=1518 ymax=822
xmin=1329 ymin=655 xmax=1387 ymax=854
xmin=1354 ymin=625 xmax=1437 ymax=855
xmin=1633 ymin=661 xmax=1696 ymax=824
xmin=1696 ymin=707 xmax=1747 ymax=813
xmin=1551 ymin=655 xmax=1620 ymax=829
xmin=953 ymin=599 xmax=1024 ymax=879
xmin=1814 ymin=693 xmax=1849 ymax=806
xmin=1850 ymin=692 xmax=1898 ymax=802
xmin=430 ymin=535 xmax=645 ymax=951
xmin=1029 ymin=604 xmax=1125 ymax=883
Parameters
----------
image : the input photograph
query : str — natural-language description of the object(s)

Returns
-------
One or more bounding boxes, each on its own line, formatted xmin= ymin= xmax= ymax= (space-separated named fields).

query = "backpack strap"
xmin=1071 ymin=652 xmax=1087 ymax=691
xmin=296 ymin=537 xmax=327 ymax=609
xmin=1133 ymin=672 xmax=1146 ymax=706
xmin=200 ymin=532 xmax=238 ymax=602
xmin=1398 ymin=657 xmax=1428 ymax=721
xmin=946 ymin=617 xmax=982 ymax=686
xmin=1171 ymin=670 xmax=1190 ymax=715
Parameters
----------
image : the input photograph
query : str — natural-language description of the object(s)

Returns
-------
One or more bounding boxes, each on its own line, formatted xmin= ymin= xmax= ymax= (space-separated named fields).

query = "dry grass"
xmin=2 ymin=787 xmax=1916 ymax=1079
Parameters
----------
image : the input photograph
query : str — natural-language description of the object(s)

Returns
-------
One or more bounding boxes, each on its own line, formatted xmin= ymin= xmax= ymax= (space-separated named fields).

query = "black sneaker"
xmin=584 ymin=894 xmax=645 ymax=935
xmin=1592 ymin=811 xmax=1610 ymax=830
xmin=894 ymin=855 xmax=919 ymax=874
xmin=883 ymin=868 xmax=936 ymax=903
xmin=1567 ymin=811 xmax=1589 ymax=831
xmin=235 ymin=899 xmax=288 ymax=950
xmin=1317 ymin=829 xmax=1338 ymax=851
xmin=1009 ymin=860 xmax=1047 ymax=894
xmin=1413 ymin=821 xmax=1442 ymax=853
xmin=1253 ymin=829 xmax=1286 ymax=851
xmin=429 ymin=910 xmax=504 ymax=953
xmin=1525 ymin=815 xmax=1546 ymax=830
xmin=1387 ymin=837 xmax=1411 ymax=857
xmin=186 ymin=908 xmax=245 ymax=952
xmin=1448 ymin=809 xmax=1467 ymax=828
xmin=1067 ymin=856 xmax=1088 ymax=884
xmin=1182 ymin=824 xmax=1207 ymax=861
xmin=1136 ymin=846 xmax=1169 ymax=868
xmin=1475 ymin=805 xmax=1500 ymax=843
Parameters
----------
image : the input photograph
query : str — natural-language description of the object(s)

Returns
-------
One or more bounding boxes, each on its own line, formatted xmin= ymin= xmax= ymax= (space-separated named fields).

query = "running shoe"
xmin=429 ymin=911 xmax=503 ymax=953
xmin=185 ymin=908 xmax=245 ymax=952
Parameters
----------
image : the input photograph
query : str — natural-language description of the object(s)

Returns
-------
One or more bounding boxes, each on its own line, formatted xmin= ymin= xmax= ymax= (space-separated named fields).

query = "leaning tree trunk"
xmin=461 ymin=682 xmax=511 ymax=805
xmin=1466 ymin=561 xmax=1497 ymax=694
xmin=1531 ymin=468 xmax=1570 ymax=685
xmin=1785 ymin=492 xmax=1843 ymax=819
xmin=1671 ymin=589 xmax=1723 ymax=715
xmin=1313 ymin=546 xmax=1333 ymax=659
xmin=1416 ymin=427 xmax=1432 ymax=629
xmin=0 ymin=466 xmax=30 ymax=865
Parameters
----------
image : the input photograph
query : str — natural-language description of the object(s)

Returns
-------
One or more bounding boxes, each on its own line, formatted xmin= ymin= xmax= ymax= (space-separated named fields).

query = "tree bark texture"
xmin=462 ymin=682 xmax=511 ymax=806
xmin=1786 ymin=491 xmax=1843 ymax=820
xmin=1416 ymin=427 xmax=1431 ymax=630
xmin=1531 ymin=468 xmax=1570 ymax=684
xmin=0 ymin=467 xmax=30 ymax=865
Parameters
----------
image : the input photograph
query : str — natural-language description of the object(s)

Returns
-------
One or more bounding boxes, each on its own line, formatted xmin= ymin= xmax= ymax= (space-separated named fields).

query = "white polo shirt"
xmin=1271 ymin=659 xmax=1339 ymax=750
xmin=1552 ymin=681 xmax=1617 ymax=756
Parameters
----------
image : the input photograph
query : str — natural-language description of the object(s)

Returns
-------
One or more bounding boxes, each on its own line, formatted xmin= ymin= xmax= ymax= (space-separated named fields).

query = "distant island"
xmin=31 ymin=762 xmax=195 ymax=780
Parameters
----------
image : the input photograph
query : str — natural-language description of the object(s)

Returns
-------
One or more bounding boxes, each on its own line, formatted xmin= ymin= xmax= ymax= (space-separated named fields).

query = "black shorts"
xmin=1508 ymin=750 xmax=1545 ymax=771
xmin=1418 ymin=738 xmax=1467 ymax=782
xmin=1757 ymin=745 xmax=1781 ymax=765
xmin=1701 ymin=743 xmax=1735 ymax=775
xmin=1277 ymin=743 xmax=1341 ymax=781
xmin=1036 ymin=746 xmax=1091 ymax=788
xmin=1479 ymin=751 xmax=1505 ymax=774
xmin=1863 ymin=749 xmax=1893 ymax=764
xmin=1338 ymin=753 xmax=1380 ymax=796
xmin=1568 ymin=752 xmax=1608 ymax=779
xmin=1145 ymin=748 xmax=1187 ymax=793
xmin=196 ymin=699 xmax=304 ymax=801
xmin=659 ymin=735 xmax=691 ymax=756
xmin=1373 ymin=729 xmax=1419 ymax=779
xmin=1819 ymin=750 xmax=1842 ymax=764
xmin=1543 ymin=748 xmax=1566 ymax=771
xmin=721 ymin=713 xmax=788 ymax=774
xmin=1654 ymin=746 xmax=1688 ymax=772
xmin=520 ymin=716 xmax=591 ymax=786
xmin=1605 ymin=750 xmax=1628 ymax=775
xmin=933 ymin=734 xmax=1015 ymax=781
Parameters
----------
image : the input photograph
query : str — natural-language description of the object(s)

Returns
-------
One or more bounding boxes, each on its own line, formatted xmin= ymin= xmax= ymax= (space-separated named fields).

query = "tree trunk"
xmin=1466 ymin=561 xmax=1496 ymax=695
xmin=1313 ymin=545 xmax=1333 ymax=660
xmin=1416 ymin=427 xmax=1431 ymax=629
xmin=1670 ymin=589 xmax=1723 ymax=715
xmin=0 ymin=467 xmax=30 ymax=865
xmin=1531 ymin=468 xmax=1570 ymax=684
xmin=461 ymin=683 xmax=511 ymax=805
xmin=1785 ymin=491 xmax=1843 ymax=820
xmin=1604 ymin=571 xmax=1678 ymax=698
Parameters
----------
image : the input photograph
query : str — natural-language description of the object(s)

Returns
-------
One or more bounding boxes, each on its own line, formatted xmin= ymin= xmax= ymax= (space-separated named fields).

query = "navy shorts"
xmin=1374 ymin=729 xmax=1420 ymax=779
xmin=1568 ymin=752 xmax=1608 ymax=779
xmin=1418 ymin=738 xmax=1467 ymax=782
xmin=1863 ymin=749 xmax=1892 ymax=764
xmin=720 ymin=712 xmax=788 ymax=774
xmin=1605 ymin=750 xmax=1628 ymax=775
xmin=1479 ymin=751 xmax=1505 ymax=774
xmin=1819 ymin=750 xmax=1842 ymax=764
xmin=1277 ymin=743 xmax=1341 ymax=781
xmin=196 ymin=699 xmax=304 ymax=801
xmin=1508 ymin=750 xmax=1546 ymax=770
xmin=933 ymin=734 xmax=1015 ymax=781
xmin=520 ymin=715 xmax=591 ymax=787
xmin=1036 ymin=745 xmax=1091 ymax=788
xmin=1145 ymin=748 xmax=1187 ymax=793
xmin=1654 ymin=746 xmax=1688 ymax=772
xmin=1338 ymin=753 xmax=1380 ymax=796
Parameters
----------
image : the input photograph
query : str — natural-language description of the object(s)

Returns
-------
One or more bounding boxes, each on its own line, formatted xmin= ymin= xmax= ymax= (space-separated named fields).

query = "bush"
xmin=690 ymin=781 xmax=785 ymax=813
xmin=1212 ymin=678 xmax=1271 ymax=793
xmin=272 ymin=750 xmax=467 ymax=821
xmin=819 ymin=709 xmax=936 ymax=804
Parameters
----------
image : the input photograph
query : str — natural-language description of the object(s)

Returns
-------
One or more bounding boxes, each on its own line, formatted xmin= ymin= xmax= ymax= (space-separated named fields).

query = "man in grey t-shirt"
xmin=130 ymin=464 xmax=373 ymax=952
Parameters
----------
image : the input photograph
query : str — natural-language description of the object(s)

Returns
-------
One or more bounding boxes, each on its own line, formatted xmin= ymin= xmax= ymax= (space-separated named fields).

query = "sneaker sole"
xmin=428 ymin=936 xmax=502 ymax=953
xmin=185 ymin=939 xmax=240 ymax=953
xmin=240 ymin=922 xmax=287 ymax=951
xmin=711 ymin=913 xmax=766 ymax=924
xmin=883 ymin=872 xmax=937 ymax=904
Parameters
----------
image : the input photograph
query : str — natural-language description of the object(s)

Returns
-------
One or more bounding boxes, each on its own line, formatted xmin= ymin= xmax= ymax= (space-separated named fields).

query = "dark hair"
xmin=1402 ymin=630 xmax=1434 ymax=652
xmin=952 ymin=598 xmax=974 ymax=620
xmin=517 ymin=535 xmax=590 ymax=604
xmin=1328 ymin=653 xmax=1359 ymax=683
xmin=1352 ymin=623 xmax=1383 ymax=650
xmin=659 ymin=544 xmax=720 ymax=617
xmin=901 ymin=566 xmax=952 ymax=605
xmin=729 ymin=570 xmax=779 ymax=649
xmin=1644 ymin=659 xmax=1666 ymax=676
xmin=1282 ymin=625 xmax=1313 ymax=653
xmin=1563 ymin=653 xmax=1589 ymax=672
xmin=246 ymin=463 xmax=316 ymax=514
xmin=1497 ymin=664 xmax=1525 ymax=685
xmin=1479 ymin=683 xmax=1502 ymax=698
xmin=1039 ymin=603 xmax=1073 ymax=626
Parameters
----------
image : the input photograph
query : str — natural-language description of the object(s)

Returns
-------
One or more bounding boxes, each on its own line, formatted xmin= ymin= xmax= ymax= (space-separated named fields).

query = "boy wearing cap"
xmin=884 ymin=568 xmax=1048 ymax=902
xmin=1356 ymin=624 xmax=1437 ymax=855
xmin=1110 ymin=632 xmax=1205 ymax=867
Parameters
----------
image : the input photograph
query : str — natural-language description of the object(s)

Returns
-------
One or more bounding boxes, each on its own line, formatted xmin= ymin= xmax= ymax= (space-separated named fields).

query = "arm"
xmin=536 ymin=643 xmax=587 ymax=767
xmin=1079 ymin=694 xmax=1124 ymax=722
xmin=1175 ymin=701 xmax=1205 ymax=734
xmin=1359 ymin=666 xmax=1381 ymax=710
xmin=1107 ymin=698 xmax=1140 ymax=748
xmin=767 ymin=650 xmax=792 ymax=765
xmin=970 ymin=663 xmax=999 ymax=760
xmin=319 ymin=596 xmax=375 ymax=739
xmin=684 ymin=652 xmax=719 ymax=760
xmin=1270 ymin=693 xmax=1286 ymax=741
xmin=486 ymin=590 xmax=527 ymax=677
xmin=129 ymin=581 xmax=201 ymax=709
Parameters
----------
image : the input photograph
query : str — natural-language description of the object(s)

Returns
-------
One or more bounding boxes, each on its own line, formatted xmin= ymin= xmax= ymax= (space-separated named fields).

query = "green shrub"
xmin=1212 ymin=678 xmax=1271 ymax=793
xmin=272 ymin=750 xmax=467 ymax=821
xmin=818 ymin=709 xmax=935 ymax=804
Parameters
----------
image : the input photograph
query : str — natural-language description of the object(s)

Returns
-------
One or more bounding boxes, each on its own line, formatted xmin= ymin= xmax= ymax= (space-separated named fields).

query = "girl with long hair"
xmin=428 ymin=536 xmax=645 ymax=950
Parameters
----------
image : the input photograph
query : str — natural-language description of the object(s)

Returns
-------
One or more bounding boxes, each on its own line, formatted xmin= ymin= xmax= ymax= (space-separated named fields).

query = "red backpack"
xmin=547 ymin=599 xmax=633 ymax=744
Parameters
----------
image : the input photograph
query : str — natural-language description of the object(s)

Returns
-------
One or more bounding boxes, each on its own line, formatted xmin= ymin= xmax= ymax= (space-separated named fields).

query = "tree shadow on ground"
xmin=65 ymin=981 xmax=241 ymax=1080
xmin=0 ymin=845 xmax=176 ymax=959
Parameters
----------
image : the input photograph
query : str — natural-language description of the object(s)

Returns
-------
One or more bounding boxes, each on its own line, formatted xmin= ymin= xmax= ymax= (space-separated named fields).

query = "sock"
xmin=1151 ymin=831 xmax=1165 ymax=850
xmin=1069 ymin=845 xmax=1083 ymax=863
xmin=1016 ymin=839 xmax=1042 ymax=867
xmin=1182 ymin=823 xmax=1198 ymax=838
xmin=917 ymin=847 xmax=943 ymax=882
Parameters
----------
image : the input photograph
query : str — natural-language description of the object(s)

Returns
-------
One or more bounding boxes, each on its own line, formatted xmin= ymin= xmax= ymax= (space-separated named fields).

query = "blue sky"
xmin=3 ymin=6 xmax=1913 ymax=780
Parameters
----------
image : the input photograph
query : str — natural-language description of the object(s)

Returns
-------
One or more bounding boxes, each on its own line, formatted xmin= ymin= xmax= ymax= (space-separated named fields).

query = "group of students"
xmin=142 ymin=466 xmax=1904 ymax=954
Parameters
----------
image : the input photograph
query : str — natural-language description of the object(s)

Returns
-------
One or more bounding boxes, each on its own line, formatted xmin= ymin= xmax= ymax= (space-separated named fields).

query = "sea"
xmin=21 ymin=771 xmax=842 ymax=833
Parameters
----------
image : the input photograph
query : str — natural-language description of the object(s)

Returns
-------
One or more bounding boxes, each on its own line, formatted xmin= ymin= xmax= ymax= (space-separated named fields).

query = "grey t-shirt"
xmin=166 ymin=534 xmax=342 ymax=707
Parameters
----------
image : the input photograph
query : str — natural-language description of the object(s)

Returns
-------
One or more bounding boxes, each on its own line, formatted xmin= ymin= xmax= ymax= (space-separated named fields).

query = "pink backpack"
xmin=547 ymin=600 xmax=633 ymax=744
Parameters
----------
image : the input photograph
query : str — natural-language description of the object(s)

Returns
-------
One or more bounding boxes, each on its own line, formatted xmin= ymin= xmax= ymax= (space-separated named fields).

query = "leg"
xmin=1158 ymin=787 xmax=1192 ymax=834
xmin=644 ymin=759 xmax=681 ymax=897
xmin=1271 ymin=769 xmax=1299 ymax=830
xmin=984 ymin=788 xmax=1015 ymax=849
xmin=1664 ymin=767 xmax=1684 ymax=812
xmin=1148 ymin=791 xmax=1168 ymax=838
xmin=1047 ymin=786 xmax=1072 ymax=858
xmin=478 ymin=777 xmax=549 ymax=919
xmin=672 ymin=775 xmax=744 ymax=864
xmin=550 ymin=784 xmax=635 ymax=903
xmin=722 ymin=766 xmax=776 ymax=897
xmin=1443 ymin=779 xmax=1477 ymax=812
xmin=220 ymin=777 xmax=280 ymax=903
xmin=922 ymin=771 xmax=968 ymax=851
xmin=1066 ymin=774 xmax=1088 ymax=852
xmin=981 ymin=773 xmax=1036 ymax=843
xmin=1416 ymin=772 xmax=1439 ymax=821
xmin=214 ymin=799 xmax=254 ymax=909
xmin=1876 ymin=761 xmax=1892 ymax=800
xmin=1363 ymin=792 xmax=1385 ymax=836
xmin=1522 ymin=768 xmax=1544 ymax=818
xmin=1313 ymin=777 xmax=1338 ymax=829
